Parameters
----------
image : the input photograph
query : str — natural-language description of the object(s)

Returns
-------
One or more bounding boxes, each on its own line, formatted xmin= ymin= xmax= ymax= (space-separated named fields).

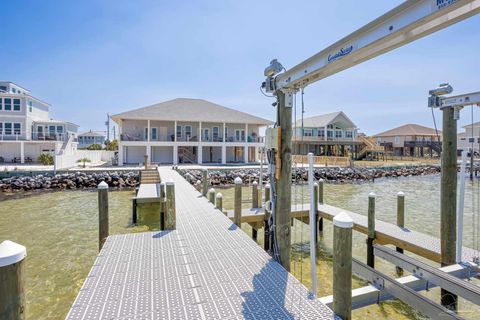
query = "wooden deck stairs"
xmin=140 ymin=169 xmax=161 ymax=184
xmin=357 ymin=136 xmax=385 ymax=160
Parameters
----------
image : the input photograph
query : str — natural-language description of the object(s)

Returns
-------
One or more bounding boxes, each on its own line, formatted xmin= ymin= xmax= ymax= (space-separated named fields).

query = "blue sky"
xmin=2 ymin=0 xmax=480 ymax=136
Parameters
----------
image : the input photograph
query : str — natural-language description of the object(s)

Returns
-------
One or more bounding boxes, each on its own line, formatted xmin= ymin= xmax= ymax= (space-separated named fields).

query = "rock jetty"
xmin=0 ymin=171 xmax=139 ymax=192
xmin=178 ymin=165 xmax=441 ymax=186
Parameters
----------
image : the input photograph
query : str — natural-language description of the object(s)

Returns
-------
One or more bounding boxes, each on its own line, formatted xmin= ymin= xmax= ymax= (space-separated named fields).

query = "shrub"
xmin=77 ymin=157 xmax=91 ymax=168
xmin=38 ymin=153 xmax=54 ymax=165
xmin=105 ymin=139 xmax=118 ymax=151
xmin=87 ymin=144 xmax=102 ymax=150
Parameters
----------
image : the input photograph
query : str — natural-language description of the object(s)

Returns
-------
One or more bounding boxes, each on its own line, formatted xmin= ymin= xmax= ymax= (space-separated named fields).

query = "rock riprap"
xmin=178 ymin=165 xmax=441 ymax=186
xmin=0 ymin=171 xmax=139 ymax=192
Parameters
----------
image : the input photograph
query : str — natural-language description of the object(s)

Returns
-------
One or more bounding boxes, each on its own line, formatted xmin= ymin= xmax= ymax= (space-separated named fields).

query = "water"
xmin=1 ymin=174 xmax=479 ymax=319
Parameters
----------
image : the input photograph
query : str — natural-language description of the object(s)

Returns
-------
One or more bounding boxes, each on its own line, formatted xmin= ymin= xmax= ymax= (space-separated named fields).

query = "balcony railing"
xmin=292 ymin=135 xmax=357 ymax=142
xmin=120 ymin=133 xmax=264 ymax=143
xmin=0 ymin=131 xmax=72 ymax=142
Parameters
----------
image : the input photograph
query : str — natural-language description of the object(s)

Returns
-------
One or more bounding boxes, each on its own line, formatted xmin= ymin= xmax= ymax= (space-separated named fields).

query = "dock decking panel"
xmin=67 ymin=169 xmax=335 ymax=320
xmin=135 ymin=183 xmax=161 ymax=204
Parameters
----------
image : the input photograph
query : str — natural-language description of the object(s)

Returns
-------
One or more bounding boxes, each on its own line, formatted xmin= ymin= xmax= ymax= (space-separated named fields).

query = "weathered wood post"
xmin=318 ymin=179 xmax=324 ymax=233
xmin=0 ymin=240 xmax=27 ymax=320
xmin=252 ymin=181 xmax=259 ymax=208
xmin=234 ymin=177 xmax=242 ymax=227
xmin=208 ymin=188 xmax=216 ymax=204
xmin=313 ymin=182 xmax=319 ymax=242
xmin=202 ymin=170 xmax=208 ymax=197
xmin=396 ymin=191 xmax=405 ymax=274
xmin=98 ymin=181 xmax=109 ymax=251
xmin=165 ymin=181 xmax=176 ymax=230
xmin=160 ymin=182 xmax=166 ymax=230
xmin=367 ymin=192 xmax=375 ymax=268
xmin=131 ymin=198 xmax=137 ymax=225
xmin=195 ymin=180 xmax=202 ymax=192
xmin=441 ymin=106 xmax=457 ymax=310
xmin=333 ymin=212 xmax=353 ymax=320
xmin=215 ymin=193 xmax=223 ymax=213
xmin=264 ymin=183 xmax=271 ymax=251
xmin=144 ymin=154 xmax=148 ymax=170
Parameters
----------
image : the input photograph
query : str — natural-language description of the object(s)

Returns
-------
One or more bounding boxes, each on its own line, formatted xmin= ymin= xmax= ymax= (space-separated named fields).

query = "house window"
xmin=303 ymin=129 xmax=313 ymax=137
xmin=327 ymin=124 xmax=334 ymax=129
xmin=176 ymin=125 xmax=182 ymax=138
xmin=49 ymin=126 xmax=56 ymax=136
xmin=12 ymin=88 xmax=16 ymax=93
xmin=14 ymin=123 xmax=21 ymax=135
xmin=212 ymin=127 xmax=219 ymax=140
xmin=13 ymin=99 xmax=20 ymax=111
xmin=203 ymin=128 xmax=209 ymax=141
xmin=185 ymin=125 xmax=192 ymax=138
xmin=0 ymin=86 xmax=7 ymax=92
xmin=345 ymin=131 xmax=353 ymax=138
xmin=56 ymin=126 xmax=63 ymax=133
xmin=0 ymin=123 xmax=3 ymax=135
xmin=335 ymin=130 xmax=342 ymax=138
xmin=235 ymin=129 xmax=245 ymax=141
xmin=151 ymin=127 xmax=158 ymax=140
xmin=0 ymin=98 xmax=2 ymax=110
xmin=4 ymin=123 xmax=12 ymax=135
xmin=327 ymin=130 xmax=333 ymax=138
xmin=318 ymin=128 xmax=325 ymax=137
xmin=4 ymin=98 xmax=12 ymax=111
xmin=235 ymin=130 xmax=241 ymax=141
xmin=224 ymin=127 xmax=228 ymax=140
xmin=394 ymin=136 xmax=400 ymax=144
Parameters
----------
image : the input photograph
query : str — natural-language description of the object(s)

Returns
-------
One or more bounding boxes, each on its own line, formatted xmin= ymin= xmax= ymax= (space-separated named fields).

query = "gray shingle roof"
xmin=111 ymin=98 xmax=273 ymax=125
xmin=293 ymin=111 xmax=357 ymax=128
xmin=78 ymin=131 xmax=105 ymax=137
xmin=374 ymin=124 xmax=441 ymax=137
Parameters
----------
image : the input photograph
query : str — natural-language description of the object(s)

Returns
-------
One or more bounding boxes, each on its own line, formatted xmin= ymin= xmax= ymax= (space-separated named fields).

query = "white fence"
xmin=55 ymin=150 xmax=115 ymax=170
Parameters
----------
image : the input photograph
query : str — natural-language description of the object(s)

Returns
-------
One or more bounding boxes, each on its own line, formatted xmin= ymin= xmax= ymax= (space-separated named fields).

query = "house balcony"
xmin=292 ymin=135 xmax=357 ymax=143
xmin=0 ymin=131 xmax=73 ymax=142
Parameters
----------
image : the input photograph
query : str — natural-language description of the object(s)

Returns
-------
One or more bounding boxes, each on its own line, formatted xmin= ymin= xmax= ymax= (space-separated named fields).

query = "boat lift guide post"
xmin=262 ymin=0 xmax=480 ymax=313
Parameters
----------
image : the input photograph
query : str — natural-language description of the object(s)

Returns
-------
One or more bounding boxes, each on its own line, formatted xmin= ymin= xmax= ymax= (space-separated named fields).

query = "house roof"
xmin=293 ymin=111 xmax=357 ymax=128
xmin=78 ymin=130 xmax=106 ymax=137
xmin=374 ymin=124 xmax=441 ymax=137
xmin=111 ymin=98 xmax=273 ymax=125
xmin=34 ymin=119 xmax=80 ymax=127
xmin=463 ymin=121 xmax=480 ymax=129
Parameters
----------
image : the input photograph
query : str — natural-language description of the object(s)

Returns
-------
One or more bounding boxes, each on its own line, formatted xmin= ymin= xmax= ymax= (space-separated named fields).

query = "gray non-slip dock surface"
xmin=67 ymin=169 xmax=335 ymax=320
xmin=135 ymin=183 xmax=160 ymax=204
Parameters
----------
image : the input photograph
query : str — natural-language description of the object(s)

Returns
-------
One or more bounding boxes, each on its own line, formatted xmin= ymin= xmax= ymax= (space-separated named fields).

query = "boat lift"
xmin=262 ymin=0 xmax=480 ymax=317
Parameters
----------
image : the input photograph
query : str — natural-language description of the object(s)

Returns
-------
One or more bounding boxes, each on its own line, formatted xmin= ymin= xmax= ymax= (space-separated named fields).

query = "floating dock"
xmin=66 ymin=169 xmax=335 ymax=319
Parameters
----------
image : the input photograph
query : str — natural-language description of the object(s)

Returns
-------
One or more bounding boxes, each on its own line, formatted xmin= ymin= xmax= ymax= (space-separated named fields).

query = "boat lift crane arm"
xmin=264 ymin=0 xmax=480 ymax=93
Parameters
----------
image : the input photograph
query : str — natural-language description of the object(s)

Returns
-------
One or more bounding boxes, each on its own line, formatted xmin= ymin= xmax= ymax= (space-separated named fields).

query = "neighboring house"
xmin=373 ymin=124 xmax=441 ymax=157
xmin=292 ymin=111 xmax=360 ymax=157
xmin=78 ymin=130 xmax=106 ymax=149
xmin=0 ymin=81 xmax=79 ymax=163
xmin=111 ymin=98 xmax=273 ymax=165
xmin=458 ymin=122 xmax=480 ymax=153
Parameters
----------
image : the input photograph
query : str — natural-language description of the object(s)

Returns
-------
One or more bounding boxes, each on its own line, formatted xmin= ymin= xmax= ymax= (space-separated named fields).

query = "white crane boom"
xmin=270 ymin=0 xmax=480 ymax=92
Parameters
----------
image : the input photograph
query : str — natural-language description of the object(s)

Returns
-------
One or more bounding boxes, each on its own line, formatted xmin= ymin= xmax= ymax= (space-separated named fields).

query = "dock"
xmin=226 ymin=204 xmax=479 ymax=264
xmin=66 ymin=169 xmax=335 ymax=319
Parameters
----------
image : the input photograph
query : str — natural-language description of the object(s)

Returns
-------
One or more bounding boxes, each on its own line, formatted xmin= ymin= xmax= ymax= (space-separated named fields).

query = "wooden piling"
xmin=98 ymin=181 xmax=109 ymax=251
xmin=0 ymin=240 xmax=27 ymax=320
xmin=202 ymin=170 xmax=208 ymax=197
xmin=160 ymin=182 xmax=166 ymax=230
xmin=132 ymin=198 xmax=137 ymax=225
xmin=318 ymin=179 xmax=324 ymax=233
xmin=165 ymin=181 xmax=176 ymax=230
xmin=396 ymin=191 xmax=405 ymax=274
xmin=367 ymin=192 xmax=375 ymax=268
xmin=264 ymin=184 xmax=271 ymax=251
xmin=215 ymin=193 xmax=223 ymax=213
xmin=234 ymin=177 xmax=242 ymax=227
xmin=208 ymin=188 xmax=216 ymax=204
xmin=441 ymin=106 xmax=458 ymax=310
xmin=333 ymin=212 xmax=353 ymax=320
xmin=252 ymin=181 xmax=259 ymax=208
xmin=144 ymin=154 xmax=148 ymax=170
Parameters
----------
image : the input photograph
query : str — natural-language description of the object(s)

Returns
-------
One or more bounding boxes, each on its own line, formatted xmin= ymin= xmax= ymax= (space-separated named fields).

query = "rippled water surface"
xmin=1 ymin=174 xmax=480 ymax=319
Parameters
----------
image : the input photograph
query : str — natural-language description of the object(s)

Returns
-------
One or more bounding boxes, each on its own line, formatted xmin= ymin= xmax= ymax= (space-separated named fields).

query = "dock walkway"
xmin=67 ymin=169 xmax=335 ymax=320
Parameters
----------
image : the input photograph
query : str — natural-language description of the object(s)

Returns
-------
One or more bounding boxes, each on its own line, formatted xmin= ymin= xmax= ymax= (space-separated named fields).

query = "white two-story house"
xmin=112 ymin=98 xmax=272 ymax=165
xmin=292 ymin=111 xmax=359 ymax=157
xmin=0 ymin=81 xmax=79 ymax=163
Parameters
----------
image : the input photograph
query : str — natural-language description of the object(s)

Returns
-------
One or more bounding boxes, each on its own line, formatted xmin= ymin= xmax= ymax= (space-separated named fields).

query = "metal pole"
xmin=274 ymin=90 xmax=292 ymax=271
xmin=367 ymin=192 xmax=375 ymax=268
xmin=98 ymin=181 xmax=109 ymax=251
xmin=308 ymin=153 xmax=317 ymax=296
xmin=333 ymin=212 xmax=353 ymax=320
xmin=456 ymin=150 xmax=467 ymax=263
xmin=440 ymin=106 xmax=458 ymax=310
xmin=234 ymin=177 xmax=242 ymax=227
xmin=0 ymin=240 xmax=27 ymax=320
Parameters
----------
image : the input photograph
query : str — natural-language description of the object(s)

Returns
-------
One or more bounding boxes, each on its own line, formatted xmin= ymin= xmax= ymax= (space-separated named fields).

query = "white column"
xmin=221 ymin=145 xmax=226 ymax=164
xmin=118 ymin=144 xmax=124 ymax=166
xmin=244 ymin=144 xmax=248 ymax=163
xmin=20 ymin=141 xmax=25 ymax=164
xmin=245 ymin=123 xmax=248 ymax=142
xmin=147 ymin=120 xmax=150 ymax=141
xmin=174 ymin=121 xmax=177 ymax=142
xmin=146 ymin=144 xmax=151 ymax=164
xmin=173 ymin=145 xmax=178 ymax=165
xmin=223 ymin=122 xmax=226 ymax=142
xmin=199 ymin=121 xmax=202 ymax=142
xmin=198 ymin=146 xmax=203 ymax=164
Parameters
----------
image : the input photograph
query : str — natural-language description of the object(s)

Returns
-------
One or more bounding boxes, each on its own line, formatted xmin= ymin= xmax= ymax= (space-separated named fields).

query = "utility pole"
xmin=113 ymin=126 xmax=116 ymax=141
xmin=440 ymin=106 xmax=458 ymax=310
xmin=105 ymin=113 xmax=110 ymax=143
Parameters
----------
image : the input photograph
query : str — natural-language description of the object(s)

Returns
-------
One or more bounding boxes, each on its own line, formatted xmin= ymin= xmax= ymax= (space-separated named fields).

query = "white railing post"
xmin=456 ymin=149 xmax=468 ymax=263
xmin=308 ymin=152 xmax=317 ymax=296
